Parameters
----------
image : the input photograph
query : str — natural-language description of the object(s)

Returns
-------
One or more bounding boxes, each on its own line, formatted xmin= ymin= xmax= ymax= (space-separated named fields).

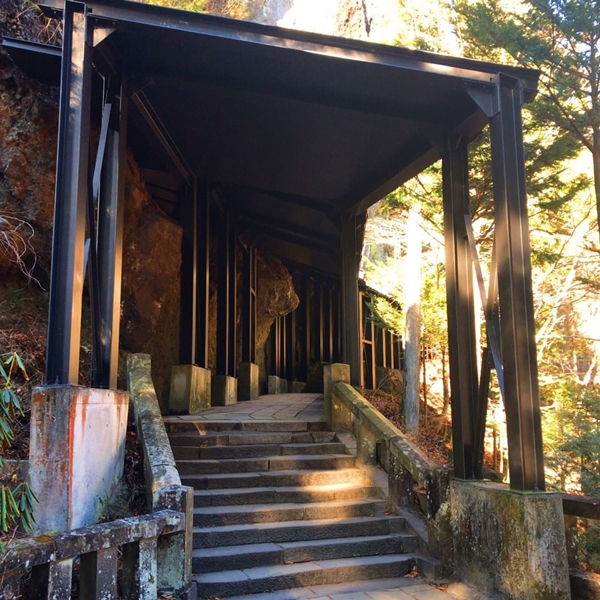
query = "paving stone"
xmin=193 ymin=542 xmax=283 ymax=573
xmin=195 ymin=487 xmax=277 ymax=507
xmin=281 ymin=534 xmax=411 ymax=563
xmin=268 ymin=455 xmax=356 ymax=471
xmin=317 ymin=555 xmax=411 ymax=585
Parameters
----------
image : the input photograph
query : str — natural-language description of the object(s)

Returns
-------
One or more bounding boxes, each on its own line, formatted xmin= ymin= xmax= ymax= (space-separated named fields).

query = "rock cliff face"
xmin=0 ymin=47 xmax=298 ymax=409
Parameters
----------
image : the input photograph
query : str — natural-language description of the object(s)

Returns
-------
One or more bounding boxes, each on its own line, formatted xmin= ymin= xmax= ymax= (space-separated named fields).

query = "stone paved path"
xmin=163 ymin=393 xmax=325 ymax=425
xmin=164 ymin=394 xmax=486 ymax=600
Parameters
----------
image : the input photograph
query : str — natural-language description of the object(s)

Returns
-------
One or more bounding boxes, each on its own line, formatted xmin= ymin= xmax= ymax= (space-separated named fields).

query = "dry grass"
xmin=364 ymin=389 xmax=452 ymax=466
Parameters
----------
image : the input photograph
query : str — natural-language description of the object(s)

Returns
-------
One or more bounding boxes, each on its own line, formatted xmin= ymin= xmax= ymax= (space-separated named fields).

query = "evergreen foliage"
xmin=455 ymin=0 xmax=600 ymax=238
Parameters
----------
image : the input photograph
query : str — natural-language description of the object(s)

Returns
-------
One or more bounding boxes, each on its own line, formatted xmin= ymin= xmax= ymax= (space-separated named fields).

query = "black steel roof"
xmin=5 ymin=0 xmax=539 ymax=274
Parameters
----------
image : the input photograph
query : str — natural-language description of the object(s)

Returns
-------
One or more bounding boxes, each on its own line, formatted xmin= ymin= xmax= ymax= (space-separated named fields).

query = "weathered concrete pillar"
xmin=450 ymin=480 xmax=570 ymax=599
xmin=267 ymin=375 xmax=284 ymax=395
xmin=290 ymin=381 xmax=306 ymax=393
xmin=155 ymin=484 xmax=195 ymax=599
xmin=211 ymin=375 xmax=237 ymax=406
xmin=356 ymin=422 xmax=377 ymax=465
xmin=323 ymin=363 xmax=350 ymax=428
xmin=169 ymin=364 xmax=211 ymax=414
xmin=238 ymin=362 xmax=259 ymax=401
xmin=29 ymin=386 xmax=129 ymax=533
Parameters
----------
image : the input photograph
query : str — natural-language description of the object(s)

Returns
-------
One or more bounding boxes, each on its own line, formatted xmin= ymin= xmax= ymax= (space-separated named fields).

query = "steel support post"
xmin=286 ymin=310 xmax=296 ymax=380
xmin=216 ymin=212 xmax=231 ymax=376
xmin=490 ymin=74 xmax=545 ymax=491
xmin=196 ymin=182 xmax=210 ymax=368
xmin=96 ymin=80 xmax=128 ymax=389
xmin=241 ymin=245 xmax=257 ymax=364
xmin=228 ymin=222 xmax=237 ymax=377
xmin=341 ymin=215 xmax=361 ymax=386
xmin=180 ymin=178 xmax=198 ymax=365
xmin=318 ymin=283 xmax=324 ymax=363
xmin=46 ymin=1 xmax=93 ymax=385
xmin=442 ymin=136 xmax=479 ymax=480
xmin=298 ymin=276 xmax=309 ymax=381
xmin=327 ymin=287 xmax=334 ymax=362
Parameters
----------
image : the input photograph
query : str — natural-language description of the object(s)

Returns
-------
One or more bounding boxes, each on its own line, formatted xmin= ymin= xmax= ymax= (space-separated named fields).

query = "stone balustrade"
xmin=0 ymin=509 xmax=184 ymax=599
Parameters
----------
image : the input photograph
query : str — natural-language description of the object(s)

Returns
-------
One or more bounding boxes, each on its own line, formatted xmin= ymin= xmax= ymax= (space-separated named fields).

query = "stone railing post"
xmin=323 ymin=363 xmax=350 ymax=428
xmin=154 ymin=485 xmax=194 ymax=597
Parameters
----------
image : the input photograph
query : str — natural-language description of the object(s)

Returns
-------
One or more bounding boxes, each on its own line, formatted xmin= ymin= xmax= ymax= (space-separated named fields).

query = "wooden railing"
xmin=562 ymin=493 xmax=600 ymax=520
xmin=562 ymin=493 xmax=600 ymax=597
xmin=0 ymin=509 xmax=184 ymax=599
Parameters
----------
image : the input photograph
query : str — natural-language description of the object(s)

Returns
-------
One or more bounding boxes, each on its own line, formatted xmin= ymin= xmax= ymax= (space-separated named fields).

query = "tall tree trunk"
xmin=404 ymin=206 xmax=422 ymax=435
xmin=593 ymin=138 xmax=600 ymax=243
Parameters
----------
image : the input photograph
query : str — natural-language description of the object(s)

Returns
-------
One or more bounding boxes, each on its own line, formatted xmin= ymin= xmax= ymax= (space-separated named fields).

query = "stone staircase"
xmin=167 ymin=418 xmax=438 ymax=598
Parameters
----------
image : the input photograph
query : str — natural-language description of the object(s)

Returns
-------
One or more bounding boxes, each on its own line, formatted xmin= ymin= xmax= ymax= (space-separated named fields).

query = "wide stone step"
xmin=168 ymin=430 xmax=336 ymax=448
xmin=165 ymin=419 xmax=327 ymax=434
xmin=182 ymin=468 xmax=370 ymax=489
xmin=172 ymin=441 xmax=347 ymax=460
xmin=193 ymin=553 xmax=415 ymax=597
xmin=193 ymin=515 xmax=407 ymax=548
xmin=176 ymin=454 xmax=356 ymax=476
xmin=194 ymin=498 xmax=388 ymax=527
xmin=192 ymin=533 xmax=419 ymax=573
xmin=194 ymin=483 xmax=380 ymax=507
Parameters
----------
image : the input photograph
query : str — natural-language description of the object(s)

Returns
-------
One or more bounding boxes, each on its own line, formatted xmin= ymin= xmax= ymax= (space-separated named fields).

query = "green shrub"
xmin=0 ymin=352 xmax=36 ymax=541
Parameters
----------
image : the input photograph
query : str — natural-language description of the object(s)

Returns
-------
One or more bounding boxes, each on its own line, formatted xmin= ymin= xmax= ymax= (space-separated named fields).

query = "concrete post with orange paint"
xmin=29 ymin=386 xmax=129 ymax=534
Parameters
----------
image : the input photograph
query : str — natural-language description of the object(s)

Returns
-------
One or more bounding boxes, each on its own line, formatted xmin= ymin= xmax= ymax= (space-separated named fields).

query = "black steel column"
xmin=298 ymin=276 xmax=309 ymax=381
xmin=228 ymin=223 xmax=237 ymax=377
xmin=325 ymin=286 xmax=333 ymax=363
xmin=196 ymin=182 xmax=210 ymax=368
xmin=286 ymin=310 xmax=295 ymax=380
xmin=179 ymin=178 xmax=198 ymax=366
xmin=316 ymin=283 xmax=324 ymax=363
xmin=46 ymin=1 xmax=92 ymax=385
xmin=442 ymin=136 xmax=479 ymax=480
xmin=216 ymin=212 xmax=231 ymax=376
xmin=491 ymin=74 xmax=545 ymax=491
xmin=341 ymin=215 xmax=361 ymax=386
xmin=96 ymin=80 xmax=128 ymax=389
xmin=242 ymin=245 xmax=257 ymax=364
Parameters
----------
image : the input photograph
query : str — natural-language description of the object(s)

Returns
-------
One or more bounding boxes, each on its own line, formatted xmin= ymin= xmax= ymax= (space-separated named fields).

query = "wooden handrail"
xmin=561 ymin=493 xmax=600 ymax=520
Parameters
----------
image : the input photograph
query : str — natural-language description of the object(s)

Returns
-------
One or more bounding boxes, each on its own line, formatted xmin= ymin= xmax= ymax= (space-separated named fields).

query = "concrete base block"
xmin=268 ymin=375 xmax=286 ymax=395
xmin=211 ymin=375 xmax=237 ymax=406
xmin=29 ymin=386 xmax=129 ymax=534
xmin=290 ymin=381 xmax=307 ymax=393
xmin=169 ymin=365 xmax=211 ymax=414
xmin=451 ymin=480 xmax=570 ymax=599
xmin=238 ymin=363 xmax=259 ymax=401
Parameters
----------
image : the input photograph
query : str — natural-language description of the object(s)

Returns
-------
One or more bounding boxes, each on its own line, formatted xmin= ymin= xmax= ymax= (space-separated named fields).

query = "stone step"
xmin=181 ymin=468 xmax=370 ymax=490
xmin=193 ymin=498 xmax=389 ymax=527
xmin=168 ymin=430 xmax=336 ymax=447
xmin=193 ymin=553 xmax=415 ymax=597
xmin=172 ymin=441 xmax=347 ymax=460
xmin=193 ymin=515 xmax=407 ymax=548
xmin=192 ymin=533 xmax=419 ymax=573
xmin=165 ymin=419 xmax=327 ymax=434
xmin=176 ymin=454 xmax=356 ymax=476
xmin=194 ymin=483 xmax=380 ymax=507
